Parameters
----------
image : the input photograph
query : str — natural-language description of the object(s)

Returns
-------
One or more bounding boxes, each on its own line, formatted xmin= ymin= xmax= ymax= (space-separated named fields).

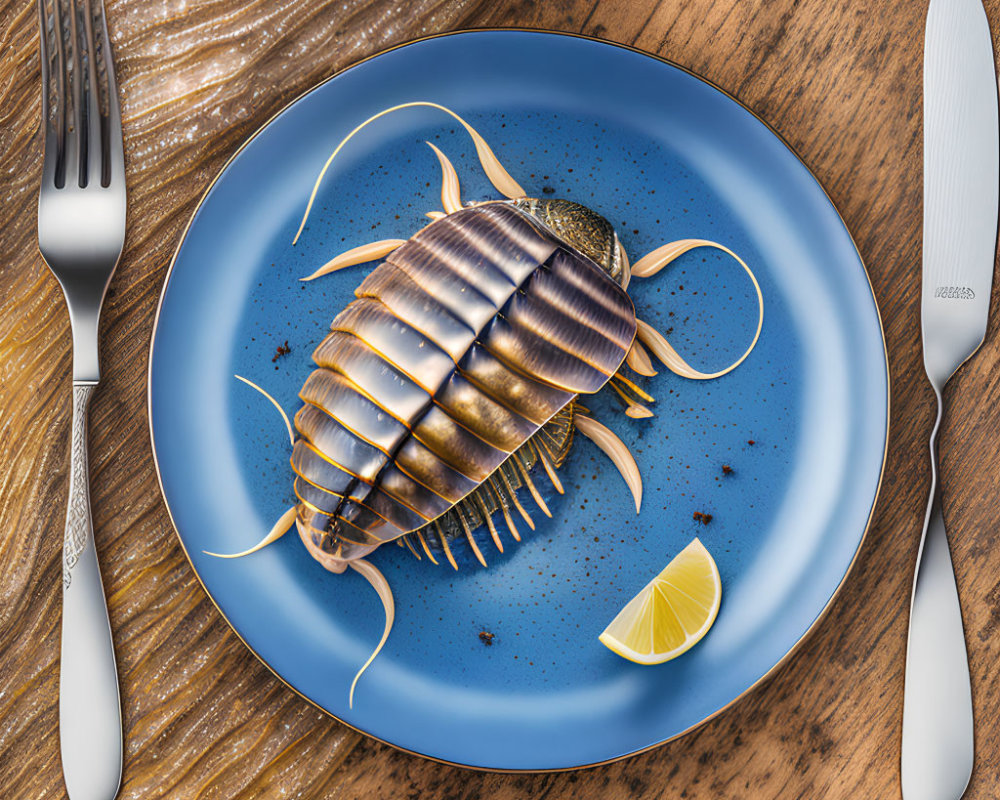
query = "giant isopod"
xmin=210 ymin=103 xmax=764 ymax=707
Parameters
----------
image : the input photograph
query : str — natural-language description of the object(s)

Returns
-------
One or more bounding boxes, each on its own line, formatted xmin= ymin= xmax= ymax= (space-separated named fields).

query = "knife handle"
xmin=901 ymin=391 xmax=974 ymax=800
xmin=60 ymin=383 xmax=122 ymax=800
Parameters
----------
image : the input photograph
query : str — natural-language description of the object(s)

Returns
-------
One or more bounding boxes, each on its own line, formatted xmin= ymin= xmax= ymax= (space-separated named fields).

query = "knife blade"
xmin=921 ymin=0 xmax=999 ymax=389
xmin=902 ymin=1 xmax=999 ymax=798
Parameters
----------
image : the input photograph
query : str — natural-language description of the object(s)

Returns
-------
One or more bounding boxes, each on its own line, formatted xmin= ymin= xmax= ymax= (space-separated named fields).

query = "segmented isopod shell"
xmin=292 ymin=201 xmax=637 ymax=556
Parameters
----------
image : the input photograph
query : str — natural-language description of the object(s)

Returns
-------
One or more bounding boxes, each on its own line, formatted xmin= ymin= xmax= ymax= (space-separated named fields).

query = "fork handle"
xmin=60 ymin=383 xmax=122 ymax=800
xmin=901 ymin=391 xmax=974 ymax=800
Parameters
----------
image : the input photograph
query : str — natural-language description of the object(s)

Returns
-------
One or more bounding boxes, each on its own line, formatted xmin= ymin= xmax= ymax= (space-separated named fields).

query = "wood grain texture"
xmin=2 ymin=0 xmax=999 ymax=797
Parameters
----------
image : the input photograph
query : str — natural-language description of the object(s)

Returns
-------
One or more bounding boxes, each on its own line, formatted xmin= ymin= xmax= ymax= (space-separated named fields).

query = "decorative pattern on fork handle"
xmin=63 ymin=383 xmax=95 ymax=590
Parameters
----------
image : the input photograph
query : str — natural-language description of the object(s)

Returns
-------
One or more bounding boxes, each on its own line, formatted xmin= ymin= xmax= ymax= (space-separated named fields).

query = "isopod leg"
xmin=575 ymin=414 xmax=643 ymax=513
xmin=435 ymin=520 xmax=459 ymax=571
xmin=204 ymin=505 xmax=298 ymax=558
xmin=457 ymin=506 xmax=489 ymax=567
xmin=614 ymin=374 xmax=653 ymax=402
xmin=631 ymin=239 xmax=704 ymax=278
xmin=537 ymin=426 xmax=566 ymax=457
xmin=630 ymin=240 xmax=764 ymax=380
xmin=347 ymin=558 xmax=395 ymax=709
xmin=625 ymin=339 xmax=657 ymax=377
xmin=616 ymin=234 xmax=631 ymax=290
xmin=401 ymin=534 xmax=422 ymax=560
xmin=514 ymin=452 xmax=552 ymax=518
xmin=293 ymin=101 xmax=524 ymax=245
xmin=415 ymin=530 xmax=439 ymax=565
xmin=497 ymin=501 xmax=521 ymax=543
xmin=472 ymin=494 xmax=504 ymax=555
xmin=300 ymin=238 xmax=407 ymax=282
xmin=426 ymin=141 xmax=462 ymax=214
xmin=498 ymin=466 xmax=535 ymax=531
xmin=233 ymin=375 xmax=295 ymax=446
xmin=487 ymin=477 xmax=521 ymax=543
xmin=608 ymin=380 xmax=654 ymax=419
xmin=531 ymin=440 xmax=564 ymax=495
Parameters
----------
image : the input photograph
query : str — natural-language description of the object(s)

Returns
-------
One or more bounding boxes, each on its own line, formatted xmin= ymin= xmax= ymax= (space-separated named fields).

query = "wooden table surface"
xmin=3 ymin=0 xmax=1000 ymax=797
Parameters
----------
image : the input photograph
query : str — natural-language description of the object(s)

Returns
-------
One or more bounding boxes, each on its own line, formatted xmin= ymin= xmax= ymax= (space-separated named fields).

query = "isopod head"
xmin=510 ymin=197 xmax=626 ymax=285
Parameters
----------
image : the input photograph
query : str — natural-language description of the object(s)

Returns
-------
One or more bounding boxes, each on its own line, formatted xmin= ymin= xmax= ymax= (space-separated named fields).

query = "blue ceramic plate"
xmin=149 ymin=31 xmax=887 ymax=770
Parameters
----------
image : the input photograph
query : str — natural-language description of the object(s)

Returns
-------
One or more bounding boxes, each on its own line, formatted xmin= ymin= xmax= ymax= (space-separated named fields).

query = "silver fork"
xmin=37 ymin=0 xmax=125 ymax=797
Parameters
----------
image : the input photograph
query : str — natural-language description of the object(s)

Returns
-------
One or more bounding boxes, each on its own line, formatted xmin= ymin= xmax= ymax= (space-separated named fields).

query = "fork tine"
xmin=93 ymin=0 xmax=122 ymax=188
xmin=37 ymin=0 xmax=49 ymax=128
xmin=81 ymin=0 xmax=102 ymax=187
xmin=55 ymin=0 xmax=80 ymax=186
xmin=67 ymin=0 xmax=85 ymax=187
xmin=46 ymin=0 xmax=68 ymax=187
xmin=36 ymin=0 xmax=57 ymax=186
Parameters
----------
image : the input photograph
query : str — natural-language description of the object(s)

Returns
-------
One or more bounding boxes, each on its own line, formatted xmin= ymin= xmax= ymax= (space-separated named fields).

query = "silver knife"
xmin=902 ymin=0 xmax=999 ymax=798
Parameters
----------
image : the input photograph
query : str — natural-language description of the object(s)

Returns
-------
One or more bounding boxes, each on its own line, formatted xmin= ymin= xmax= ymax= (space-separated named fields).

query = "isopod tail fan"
xmin=206 ymin=518 xmax=396 ymax=710
xmin=293 ymin=100 xmax=526 ymax=246
xmin=205 ymin=375 xmax=396 ymax=709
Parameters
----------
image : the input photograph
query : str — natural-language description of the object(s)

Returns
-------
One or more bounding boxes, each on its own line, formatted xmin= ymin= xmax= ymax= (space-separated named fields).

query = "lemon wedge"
xmin=599 ymin=538 xmax=721 ymax=664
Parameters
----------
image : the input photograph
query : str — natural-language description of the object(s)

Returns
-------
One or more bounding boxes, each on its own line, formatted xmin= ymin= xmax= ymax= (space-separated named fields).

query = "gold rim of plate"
xmin=145 ymin=28 xmax=891 ymax=773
